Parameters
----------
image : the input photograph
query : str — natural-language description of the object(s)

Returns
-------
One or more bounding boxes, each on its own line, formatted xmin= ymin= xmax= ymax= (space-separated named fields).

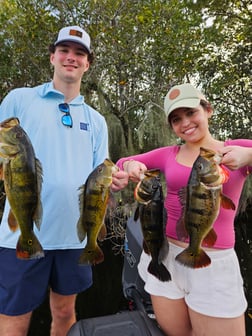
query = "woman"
xmin=117 ymin=83 xmax=252 ymax=336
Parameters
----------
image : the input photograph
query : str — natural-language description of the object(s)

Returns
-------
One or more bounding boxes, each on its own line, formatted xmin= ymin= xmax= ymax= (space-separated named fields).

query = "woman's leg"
xmin=151 ymin=295 xmax=193 ymax=336
xmin=189 ymin=308 xmax=245 ymax=336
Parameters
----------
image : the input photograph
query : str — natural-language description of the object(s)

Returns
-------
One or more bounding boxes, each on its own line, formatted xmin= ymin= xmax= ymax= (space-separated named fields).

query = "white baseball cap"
xmin=54 ymin=25 xmax=91 ymax=53
xmin=164 ymin=83 xmax=207 ymax=118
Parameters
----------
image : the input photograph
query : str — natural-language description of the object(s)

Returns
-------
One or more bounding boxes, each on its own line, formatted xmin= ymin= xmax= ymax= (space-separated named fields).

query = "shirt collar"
xmin=37 ymin=81 xmax=84 ymax=105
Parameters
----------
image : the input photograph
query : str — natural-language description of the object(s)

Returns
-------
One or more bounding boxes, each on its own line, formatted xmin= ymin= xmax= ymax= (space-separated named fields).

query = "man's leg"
xmin=0 ymin=312 xmax=32 ymax=336
xmin=50 ymin=290 xmax=77 ymax=336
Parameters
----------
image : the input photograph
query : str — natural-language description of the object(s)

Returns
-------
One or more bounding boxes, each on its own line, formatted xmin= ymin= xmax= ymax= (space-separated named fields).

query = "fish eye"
xmin=197 ymin=163 xmax=204 ymax=170
xmin=151 ymin=183 xmax=159 ymax=191
xmin=12 ymin=129 xmax=23 ymax=139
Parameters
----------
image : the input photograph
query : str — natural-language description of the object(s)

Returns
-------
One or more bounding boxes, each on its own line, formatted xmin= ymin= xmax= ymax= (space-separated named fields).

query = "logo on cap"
xmin=69 ymin=29 xmax=82 ymax=38
xmin=169 ymin=88 xmax=180 ymax=100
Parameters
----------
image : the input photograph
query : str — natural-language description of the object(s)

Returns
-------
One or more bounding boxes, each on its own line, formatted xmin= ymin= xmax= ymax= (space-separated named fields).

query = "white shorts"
xmin=138 ymin=242 xmax=247 ymax=318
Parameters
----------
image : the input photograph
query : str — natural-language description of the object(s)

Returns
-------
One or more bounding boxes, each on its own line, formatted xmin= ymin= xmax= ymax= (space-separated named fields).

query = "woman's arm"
xmin=122 ymin=159 xmax=147 ymax=182
xmin=220 ymin=145 xmax=252 ymax=170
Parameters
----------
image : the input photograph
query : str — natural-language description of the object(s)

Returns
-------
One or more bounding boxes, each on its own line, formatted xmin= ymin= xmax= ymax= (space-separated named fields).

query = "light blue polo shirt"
xmin=0 ymin=82 xmax=109 ymax=249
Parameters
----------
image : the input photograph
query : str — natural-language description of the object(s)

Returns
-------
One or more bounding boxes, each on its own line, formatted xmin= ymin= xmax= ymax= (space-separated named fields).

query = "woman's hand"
xmin=219 ymin=146 xmax=252 ymax=170
xmin=123 ymin=160 xmax=147 ymax=182
xmin=111 ymin=170 xmax=129 ymax=192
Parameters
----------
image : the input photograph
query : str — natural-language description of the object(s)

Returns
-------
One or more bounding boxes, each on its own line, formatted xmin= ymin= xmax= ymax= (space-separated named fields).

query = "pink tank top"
xmin=117 ymin=139 xmax=252 ymax=248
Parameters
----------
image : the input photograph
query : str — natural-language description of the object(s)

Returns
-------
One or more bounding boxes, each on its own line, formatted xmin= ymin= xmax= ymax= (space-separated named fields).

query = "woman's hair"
xmin=48 ymin=43 xmax=95 ymax=64
xmin=200 ymin=99 xmax=212 ymax=111
xmin=167 ymin=99 xmax=213 ymax=125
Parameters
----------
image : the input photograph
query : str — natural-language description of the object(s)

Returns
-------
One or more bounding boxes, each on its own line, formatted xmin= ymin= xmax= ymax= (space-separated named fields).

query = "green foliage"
xmin=0 ymin=0 xmax=58 ymax=99
xmin=191 ymin=0 xmax=252 ymax=139
xmin=0 ymin=0 xmax=251 ymax=152
xmin=0 ymin=1 xmax=251 ymax=331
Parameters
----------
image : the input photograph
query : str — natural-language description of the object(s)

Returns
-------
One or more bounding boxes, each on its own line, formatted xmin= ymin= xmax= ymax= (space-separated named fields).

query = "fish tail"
xmin=16 ymin=232 xmax=44 ymax=259
xmin=78 ymin=244 xmax=104 ymax=265
xmin=148 ymin=260 xmax=171 ymax=282
xmin=175 ymin=247 xmax=211 ymax=268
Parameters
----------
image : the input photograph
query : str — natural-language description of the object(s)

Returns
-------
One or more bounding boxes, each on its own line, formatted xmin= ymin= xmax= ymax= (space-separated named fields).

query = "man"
xmin=0 ymin=25 xmax=128 ymax=336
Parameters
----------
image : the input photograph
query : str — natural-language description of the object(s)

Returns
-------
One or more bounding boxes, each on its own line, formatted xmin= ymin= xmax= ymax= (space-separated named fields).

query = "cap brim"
xmin=54 ymin=39 xmax=90 ymax=53
xmin=167 ymin=98 xmax=200 ymax=117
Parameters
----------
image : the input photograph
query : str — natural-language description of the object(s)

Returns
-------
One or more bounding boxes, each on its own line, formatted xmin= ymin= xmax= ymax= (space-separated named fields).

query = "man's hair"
xmin=48 ymin=43 xmax=94 ymax=64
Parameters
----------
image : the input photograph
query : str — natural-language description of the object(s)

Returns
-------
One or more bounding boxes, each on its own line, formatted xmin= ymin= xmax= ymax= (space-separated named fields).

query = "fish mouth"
xmin=134 ymin=169 xmax=161 ymax=204
xmin=0 ymin=118 xmax=19 ymax=130
xmin=208 ymin=164 xmax=230 ymax=186
xmin=213 ymin=153 xmax=222 ymax=164
xmin=112 ymin=165 xmax=119 ymax=173
xmin=219 ymin=164 xmax=229 ymax=183
xmin=134 ymin=181 xmax=151 ymax=204
xmin=134 ymin=181 xmax=144 ymax=202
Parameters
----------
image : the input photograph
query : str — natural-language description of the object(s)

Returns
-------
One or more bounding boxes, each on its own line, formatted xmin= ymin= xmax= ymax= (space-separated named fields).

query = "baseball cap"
xmin=164 ymin=83 xmax=207 ymax=118
xmin=54 ymin=25 xmax=91 ymax=53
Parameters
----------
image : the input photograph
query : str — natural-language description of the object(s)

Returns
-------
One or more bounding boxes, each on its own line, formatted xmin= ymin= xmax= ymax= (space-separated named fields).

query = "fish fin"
xmin=202 ymin=228 xmax=217 ymax=247
xmin=97 ymin=223 xmax=107 ymax=241
xmin=148 ymin=260 xmax=171 ymax=282
xmin=33 ymin=200 xmax=43 ymax=230
xmin=175 ymin=247 xmax=211 ymax=268
xmin=8 ymin=210 xmax=19 ymax=231
xmin=78 ymin=184 xmax=86 ymax=208
xmin=77 ymin=217 xmax=87 ymax=242
xmin=35 ymin=158 xmax=43 ymax=187
xmin=107 ymin=191 xmax=116 ymax=208
xmin=220 ymin=193 xmax=236 ymax=210
xmin=158 ymin=239 xmax=169 ymax=262
xmin=176 ymin=216 xmax=188 ymax=242
xmin=176 ymin=187 xmax=188 ymax=241
xmin=178 ymin=187 xmax=187 ymax=207
xmin=0 ymin=163 xmax=3 ymax=180
xmin=33 ymin=158 xmax=43 ymax=230
xmin=163 ymin=207 xmax=168 ymax=229
xmin=133 ymin=206 xmax=139 ymax=221
xmin=77 ymin=185 xmax=87 ymax=242
xmin=16 ymin=231 xmax=44 ymax=259
xmin=78 ymin=244 xmax=104 ymax=265
xmin=143 ymin=240 xmax=149 ymax=254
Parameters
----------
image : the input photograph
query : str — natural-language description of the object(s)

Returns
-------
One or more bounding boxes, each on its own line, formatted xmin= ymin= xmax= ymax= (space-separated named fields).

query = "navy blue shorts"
xmin=0 ymin=248 xmax=92 ymax=316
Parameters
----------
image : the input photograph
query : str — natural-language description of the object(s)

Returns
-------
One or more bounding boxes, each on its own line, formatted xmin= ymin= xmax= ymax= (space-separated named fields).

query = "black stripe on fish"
xmin=87 ymin=189 xmax=102 ymax=196
xmin=85 ymin=221 xmax=96 ymax=229
xmin=191 ymin=191 xmax=209 ymax=199
xmin=187 ymin=222 xmax=205 ymax=231
xmin=189 ymin=208 xmax=210 ymax=216
xmin=86 ymin=204 xmax=101 ymax=211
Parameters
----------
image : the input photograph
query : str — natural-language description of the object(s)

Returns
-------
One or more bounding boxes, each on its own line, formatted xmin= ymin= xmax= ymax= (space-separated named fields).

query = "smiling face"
xmin=169 ymin=104 xmax=213 ymax=144
xmin=50 ymin=42 xmax=90 ymax=85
